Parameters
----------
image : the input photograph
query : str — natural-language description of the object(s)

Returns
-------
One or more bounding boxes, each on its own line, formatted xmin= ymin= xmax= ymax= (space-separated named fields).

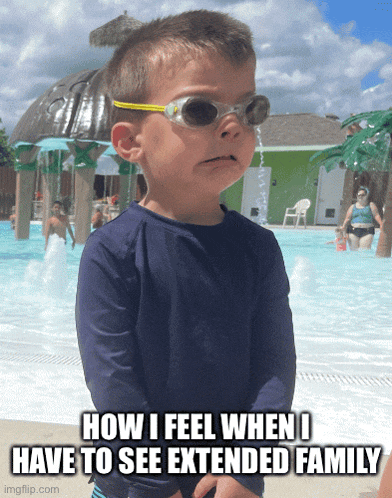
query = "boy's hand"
xmin=193 ymin=474 xmax=259 ymax=498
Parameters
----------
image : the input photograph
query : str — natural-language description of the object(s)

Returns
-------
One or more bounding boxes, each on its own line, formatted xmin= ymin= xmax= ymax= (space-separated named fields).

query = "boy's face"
xmin=114 ymin=54 xmax=257 ymax=202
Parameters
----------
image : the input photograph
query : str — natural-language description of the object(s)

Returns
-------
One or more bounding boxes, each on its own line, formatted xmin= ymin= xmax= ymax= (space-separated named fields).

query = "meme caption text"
xmin=11 ymin=413 xmax=382 ymax=476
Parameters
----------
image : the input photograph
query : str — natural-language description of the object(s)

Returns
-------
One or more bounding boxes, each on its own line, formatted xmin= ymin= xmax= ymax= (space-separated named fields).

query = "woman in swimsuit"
xmin=341 ymin=187 xmax=383 ymax=250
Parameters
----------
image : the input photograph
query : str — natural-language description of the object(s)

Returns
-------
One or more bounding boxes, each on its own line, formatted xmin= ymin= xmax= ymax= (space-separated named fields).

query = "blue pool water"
xmin=0 ymin=221 xmax=391 ymax=452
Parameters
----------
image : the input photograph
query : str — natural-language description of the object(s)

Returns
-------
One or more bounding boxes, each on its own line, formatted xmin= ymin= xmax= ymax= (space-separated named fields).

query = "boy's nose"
xmin=217 ymin=113 xmax=243 ymax=141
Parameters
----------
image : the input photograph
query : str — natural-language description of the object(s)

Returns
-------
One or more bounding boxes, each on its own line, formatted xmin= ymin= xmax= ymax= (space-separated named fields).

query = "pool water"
xmin=0 ymin=221 xmax=391 ymax=452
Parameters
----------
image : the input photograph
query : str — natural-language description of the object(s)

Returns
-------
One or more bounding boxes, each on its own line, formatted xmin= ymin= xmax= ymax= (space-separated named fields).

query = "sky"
xmin=1 ymin=0 xmax=392 ymax=138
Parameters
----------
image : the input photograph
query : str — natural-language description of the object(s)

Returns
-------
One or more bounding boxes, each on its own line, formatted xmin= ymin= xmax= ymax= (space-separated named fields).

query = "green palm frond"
xmin=311 ymin=110 xmax=391 ymax=173
xmin=309 ymin=145 xmax=343 ymax=165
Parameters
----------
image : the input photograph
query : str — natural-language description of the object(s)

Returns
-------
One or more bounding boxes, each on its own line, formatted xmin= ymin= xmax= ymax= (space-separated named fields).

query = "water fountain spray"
xmin=255 ymin=126 xmax=268 ymax=226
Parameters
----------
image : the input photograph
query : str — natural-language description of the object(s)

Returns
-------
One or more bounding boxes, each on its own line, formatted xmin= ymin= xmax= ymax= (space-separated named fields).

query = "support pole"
xmin=15 ymin=171 xmax=35 ymax=239
xmin=14 ymin=145 xmax=40 ymax=240
xmin=67 ymin=141 xmax=107 ymax=244
xmin=41 ymin=172 xmax=58 ymax=235
xmin=74 ymin=167 xmax=96 ymax=244
xmin=118 ymin=175 xmax=130 ymax=213
xmin=376 ymin=168 xmax=392 ymax=258
xmin=113 ymin=156 xmax=138 ymax=213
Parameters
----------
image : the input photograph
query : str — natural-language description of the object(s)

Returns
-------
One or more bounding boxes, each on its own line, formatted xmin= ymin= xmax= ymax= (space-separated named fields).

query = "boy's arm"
xmin=248 ymin=236 xmax=296 ymax=412
xmin=76 ymin=233 xmax=180 ymax=498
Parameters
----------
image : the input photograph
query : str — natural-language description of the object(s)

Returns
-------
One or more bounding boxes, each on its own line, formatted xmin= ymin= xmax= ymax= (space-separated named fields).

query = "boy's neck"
xmin=138 ymin=195 xmax=225 ymax=225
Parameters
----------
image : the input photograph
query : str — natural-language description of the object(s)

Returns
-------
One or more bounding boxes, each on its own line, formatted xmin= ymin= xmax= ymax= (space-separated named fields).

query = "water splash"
xmin=290 ymin=256 xmax=318 ymax=295
xmin=43 ymin=235 xmax=68 ymax=297
xmin=255 ymin=126 xmax=268 ymax=226
xmin=24 ymin=234 xmax=68 ymax=298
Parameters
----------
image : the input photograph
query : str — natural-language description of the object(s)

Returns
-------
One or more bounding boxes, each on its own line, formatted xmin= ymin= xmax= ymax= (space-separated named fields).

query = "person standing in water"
xmin=44 ymin=200 xmax=76 ymax=250
xmin=341 ymin=187 xmax=383 ymax=250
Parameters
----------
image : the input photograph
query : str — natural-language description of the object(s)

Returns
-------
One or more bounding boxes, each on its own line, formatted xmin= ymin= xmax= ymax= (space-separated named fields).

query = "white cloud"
xmin=379 ymin=63 xmax=392 ymax=79
xmin=11 ymin=0 xmax=48 ymax=11
xmin=257 ymin=68 xmax=316 ymax=89
xmin=0 ymin=87 xmax=18 ymax=98
xmin=2 ymin=0 xmax=392 ymax=136
xmin=344 ymin=45 xmax=389 ymax=78
xmin=45 ymin=0 xmax=83 ymax=30
xmin=17 ymin=35 xmax=45 ymax=66
xmin=363 ymin=85 xmax=382 ymax=94
xmin=0 ymin=42 xmax=12 ymax=54
xmin=339 ymin=20 xmax=356 ymax=37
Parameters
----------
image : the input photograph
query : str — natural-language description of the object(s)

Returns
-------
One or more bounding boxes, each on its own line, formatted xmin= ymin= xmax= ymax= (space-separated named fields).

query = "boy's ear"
xmin=111 ymin=122 xmax=142 ymax=162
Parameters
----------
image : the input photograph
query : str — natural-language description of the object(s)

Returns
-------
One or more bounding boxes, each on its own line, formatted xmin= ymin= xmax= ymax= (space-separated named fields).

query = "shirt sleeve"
xmin=232 ymin=234 xmax=296 ymax=496
xmin=76 ymin=232 xmax=180 ymax=498
xmin=248 ymin=236 xmax=296 ymax=414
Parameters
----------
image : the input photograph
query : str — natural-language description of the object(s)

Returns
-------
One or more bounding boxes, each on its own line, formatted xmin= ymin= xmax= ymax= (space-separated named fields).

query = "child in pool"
xmin=326 ymin=228 xmax=348 ymax=252
xmin=76 ymin=10 xmax=296 ymax=498
xmin=44 ymin=200 xmax=75 ymax=250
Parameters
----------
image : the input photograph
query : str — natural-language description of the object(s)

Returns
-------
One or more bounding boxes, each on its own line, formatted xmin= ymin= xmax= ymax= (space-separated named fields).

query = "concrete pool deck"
xmin=1 ymin=419 xmax=387 ymax=498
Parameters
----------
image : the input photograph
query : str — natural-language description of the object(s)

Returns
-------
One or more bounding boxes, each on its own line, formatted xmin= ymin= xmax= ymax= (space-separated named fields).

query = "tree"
xmin=0 ymin=118 xmax=15 ymax=169
xmin=310 ymin=109 xmax=392 ymax=257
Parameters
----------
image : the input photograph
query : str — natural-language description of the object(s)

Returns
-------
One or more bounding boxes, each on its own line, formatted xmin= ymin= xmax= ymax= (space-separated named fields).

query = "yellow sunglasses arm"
xmin=113 ymin=101 xmax=166 ymax=112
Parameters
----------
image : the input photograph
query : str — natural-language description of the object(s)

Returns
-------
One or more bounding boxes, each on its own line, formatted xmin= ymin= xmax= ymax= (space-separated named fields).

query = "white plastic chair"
xmin=283 ymin=199 xmax=311 ymax=228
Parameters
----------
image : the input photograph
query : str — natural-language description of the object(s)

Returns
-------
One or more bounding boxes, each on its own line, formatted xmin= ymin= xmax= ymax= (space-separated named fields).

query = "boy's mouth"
xmin=203 ymin=155 xmax=236 ymax=163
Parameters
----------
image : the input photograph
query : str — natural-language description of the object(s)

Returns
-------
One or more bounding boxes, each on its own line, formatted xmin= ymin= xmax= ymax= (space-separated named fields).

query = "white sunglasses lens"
xmin=245 ymin=96 xmax=270 ymax=125
xmin=183 ymin=99 xmax=218 ymax=126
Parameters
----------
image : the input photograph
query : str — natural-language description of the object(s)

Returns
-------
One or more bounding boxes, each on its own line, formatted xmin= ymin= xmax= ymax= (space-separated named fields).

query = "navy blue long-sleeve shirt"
xmin=76 ymin=202 xmax=295 ymax=498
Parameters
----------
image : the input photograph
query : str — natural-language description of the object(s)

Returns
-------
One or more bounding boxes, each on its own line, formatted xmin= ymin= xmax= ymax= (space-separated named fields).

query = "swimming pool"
xmin=0 ymin=221 xmax=390 ymax=452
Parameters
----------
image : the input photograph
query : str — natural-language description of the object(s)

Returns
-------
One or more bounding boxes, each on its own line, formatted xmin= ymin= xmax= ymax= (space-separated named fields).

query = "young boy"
xmin=76 ymin=10 xmax=295 ymax=498
xmin=45 ymin=200 xmax=75 ymax=250
xmin=326 ymin=228 xmax=348 ymax=251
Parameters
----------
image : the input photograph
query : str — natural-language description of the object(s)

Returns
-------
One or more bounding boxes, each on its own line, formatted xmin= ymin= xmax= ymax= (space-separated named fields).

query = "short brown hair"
xmin=106 ymin=10 xmax=256 ymax=124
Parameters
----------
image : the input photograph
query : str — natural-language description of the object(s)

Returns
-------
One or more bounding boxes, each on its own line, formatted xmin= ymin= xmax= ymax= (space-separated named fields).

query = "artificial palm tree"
xmin=310 ymin=109 xmax=392 ymax=257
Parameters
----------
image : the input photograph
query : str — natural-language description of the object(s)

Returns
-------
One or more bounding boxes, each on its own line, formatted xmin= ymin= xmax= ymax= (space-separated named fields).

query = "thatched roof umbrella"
xmin=89 ymin=11 xmax=144 ymax=47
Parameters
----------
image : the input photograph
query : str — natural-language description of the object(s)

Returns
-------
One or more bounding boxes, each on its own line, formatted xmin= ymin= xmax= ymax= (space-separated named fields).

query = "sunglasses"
xmin=113 ymin=95 xmax=270 ymax=128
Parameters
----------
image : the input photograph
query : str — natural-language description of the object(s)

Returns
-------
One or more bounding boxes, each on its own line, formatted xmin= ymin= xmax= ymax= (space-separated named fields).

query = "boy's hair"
xmin=106 ymin=10 xmax=256 ymax=125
